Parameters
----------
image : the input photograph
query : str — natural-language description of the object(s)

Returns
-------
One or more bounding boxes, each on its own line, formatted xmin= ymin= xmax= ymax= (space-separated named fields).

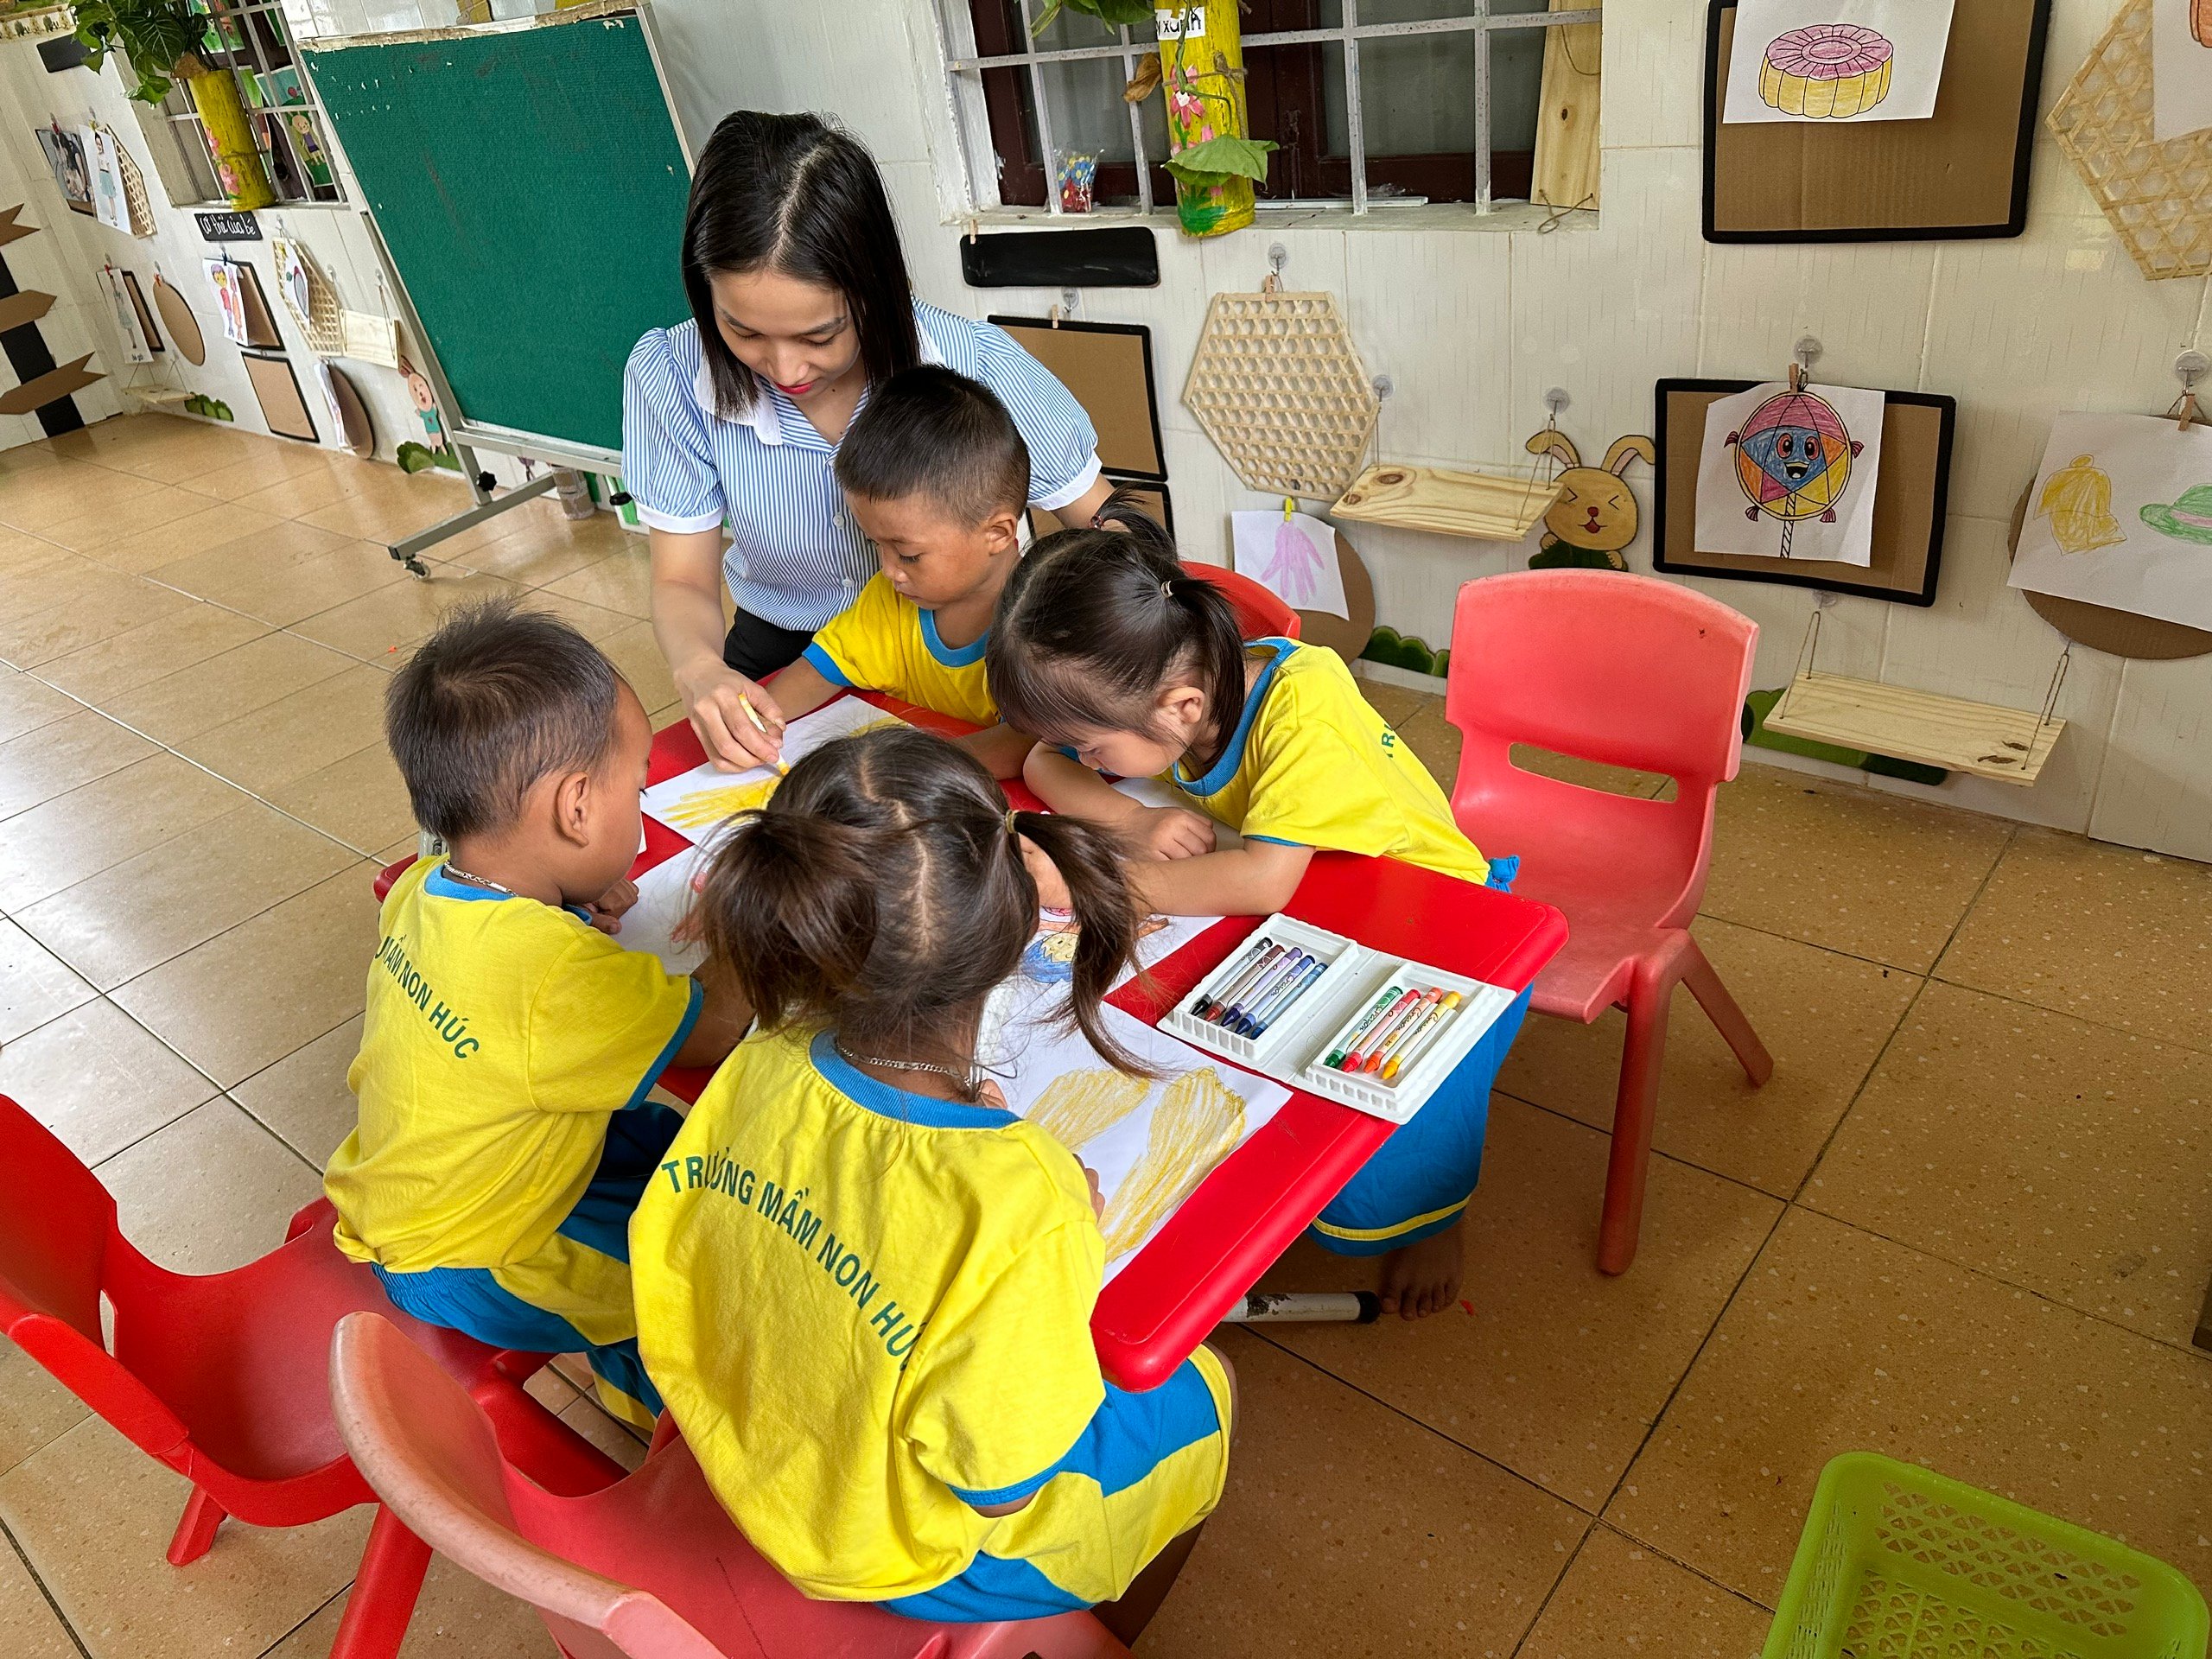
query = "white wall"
xmin=646 ymin=0 xmax=2210 ymax=862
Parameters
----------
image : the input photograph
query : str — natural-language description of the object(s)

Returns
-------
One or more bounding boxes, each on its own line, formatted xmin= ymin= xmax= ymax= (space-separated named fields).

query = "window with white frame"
xmin=934 ymin=0 xmax=1600 ymax=215
xmin=149 ymin=0 xmax=346 ymax=206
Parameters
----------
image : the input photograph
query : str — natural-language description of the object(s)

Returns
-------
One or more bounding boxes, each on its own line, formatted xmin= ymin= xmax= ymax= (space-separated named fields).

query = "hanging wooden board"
xmin=0 ymin=353 xmax=102 ymax=416
xmin=327 ymin=364 xmax=374 ymax=456
xmin=1332 ymin=462 xmax=1561 ymax=543
xmin=1764 ymin=671 xmax=2063 ymax=785
xmin=154 ymin=276 xmax=206 ymax=366
xmin=1531 ymin=0 xmax=1601 ymax=213
xmin=2006 ymin=479 xmax=2212 ymax=658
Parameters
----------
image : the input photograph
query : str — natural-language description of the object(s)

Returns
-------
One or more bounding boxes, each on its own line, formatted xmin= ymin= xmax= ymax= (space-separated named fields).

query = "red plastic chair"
xmin=373 ymin=855 xmax=416 ymax=901
xmin=0 ymin=1095 xmax=625 ymax=1659
xmin=331 ymin=1309 xmax=1131 ymax=1659
xmin=1186 ymin=562 xmax=1300 ymax=640
xmin=1442 ymin=571 xmax=1774 ymax=1274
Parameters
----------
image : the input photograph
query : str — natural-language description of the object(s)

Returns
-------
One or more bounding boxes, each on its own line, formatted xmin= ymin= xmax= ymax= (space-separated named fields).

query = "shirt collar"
xmin=1173 ymin=638 xmax=1299 ymax=798
xmin=692 ymin=320 xmax=947 ymax=446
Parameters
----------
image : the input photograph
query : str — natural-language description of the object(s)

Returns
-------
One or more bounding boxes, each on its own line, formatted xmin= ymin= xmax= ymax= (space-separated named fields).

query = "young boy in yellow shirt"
xmin=325 ymin=601 xmax=746 ymax=1426
xmin=755 ymin=366 xmax=1035 ymax=777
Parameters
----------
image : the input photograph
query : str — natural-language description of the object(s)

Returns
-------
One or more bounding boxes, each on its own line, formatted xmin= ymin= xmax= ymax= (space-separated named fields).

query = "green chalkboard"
xmin=307 ymin=4 xmax=691 ymax=460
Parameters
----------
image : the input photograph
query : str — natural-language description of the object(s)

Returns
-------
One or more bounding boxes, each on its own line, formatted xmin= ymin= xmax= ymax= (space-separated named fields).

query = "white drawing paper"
xmin=1694 ymin=380 xmax=1885 ymax=566
xmin=640 ymin=698 xmax=910 ymax=836
xmin=1721 ymin=0 xmax=1955 ymax=124
xmin=2009 ymin=411 xmax=2212 ymax=633
xmin=2153 ymin=0 xmax=2212 ymax=142
xmin=979 ymin=986 xmax=1290 ymax=1281
xmin=203 ymin=258 xmax=251 ymax=346
xmin=615 ymin=847 xmax=709 ymax=977
xmin=103 ymin=268 xmax=152 ymax=364
xmin=89 ymin=129 xmax=128 ymax=232
xmin=1231 ymin=510 xmax=1348 ymax=620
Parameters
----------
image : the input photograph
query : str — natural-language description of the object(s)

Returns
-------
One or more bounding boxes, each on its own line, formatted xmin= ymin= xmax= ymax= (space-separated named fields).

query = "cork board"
xmin=1653 ymin=378 xmax=1956 ymax=605
xmin=243 ymin=353 xmax=319 ymax=443
xmin=1703 ymin=0 xmax=2051 ymax=243
xmin=990 ymin=318 xmax=1165 ymax=480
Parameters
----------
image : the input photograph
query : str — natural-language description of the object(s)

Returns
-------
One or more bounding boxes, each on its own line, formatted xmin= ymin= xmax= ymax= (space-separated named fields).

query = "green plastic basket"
xmin=1766 ymin=1454 xmax=2209 ymax=1659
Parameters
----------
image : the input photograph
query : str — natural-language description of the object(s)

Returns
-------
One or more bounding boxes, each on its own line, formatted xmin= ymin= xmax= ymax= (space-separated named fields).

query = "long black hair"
xmin=695 ymin=725 xmax=1150 ymax=1087
xmin=682 ymin=111 xmax=922 ymax=418
xmin=988 ymin=492 xmax=1251 ymax=773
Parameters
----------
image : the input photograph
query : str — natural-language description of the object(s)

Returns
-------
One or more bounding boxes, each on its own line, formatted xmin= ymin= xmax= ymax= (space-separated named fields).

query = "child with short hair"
xmin=986 ymin=518 xmax=1529 ymax=1322
xmin=327 ymin=601 xmax=746 ymax=1427
xmin=631 ymin=726 xmax=1230 ymax=1641
xmin=749 ymin=365 xmax=1036 ymax=776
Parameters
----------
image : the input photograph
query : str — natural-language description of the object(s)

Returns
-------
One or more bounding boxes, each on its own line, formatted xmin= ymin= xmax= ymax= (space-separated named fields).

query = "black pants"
xmin=722 ymin=610 xmax=817 ymax=681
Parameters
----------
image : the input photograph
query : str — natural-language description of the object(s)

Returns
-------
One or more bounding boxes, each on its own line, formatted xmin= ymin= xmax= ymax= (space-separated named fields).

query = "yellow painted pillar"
xmin=184 ymin=65 xmax=276 ymax=209
xmin=1159 ymin=0 xmax=1253 ymax=238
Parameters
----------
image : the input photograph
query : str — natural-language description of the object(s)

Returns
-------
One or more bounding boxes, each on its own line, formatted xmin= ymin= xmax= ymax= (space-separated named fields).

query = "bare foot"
xmin=1376 ymin=1221 xmax=1465 ymax=1320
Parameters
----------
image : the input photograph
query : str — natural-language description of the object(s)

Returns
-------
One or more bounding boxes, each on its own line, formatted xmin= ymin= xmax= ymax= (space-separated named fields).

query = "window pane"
xmin=1315 ymin=4 xmax=1548 ymax=161
xmin=1028 ymin=6 xmax=1160 ymax=168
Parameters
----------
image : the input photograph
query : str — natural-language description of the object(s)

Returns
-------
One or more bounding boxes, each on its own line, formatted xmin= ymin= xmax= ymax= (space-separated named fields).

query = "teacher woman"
xmin=623 ymin=111 xmax=1115 ymax=769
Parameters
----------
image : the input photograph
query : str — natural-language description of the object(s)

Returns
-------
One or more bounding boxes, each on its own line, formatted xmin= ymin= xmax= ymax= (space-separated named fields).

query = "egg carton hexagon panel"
xmin=1182 ymin=289 xmax=1382 ymax=499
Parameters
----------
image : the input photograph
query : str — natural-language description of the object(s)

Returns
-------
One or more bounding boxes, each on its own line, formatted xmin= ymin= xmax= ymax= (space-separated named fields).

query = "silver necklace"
xmin=442 ymin=863 xmax=515 ymax=896
xmin=834 ymin=1039 xmax=984 ymax=1098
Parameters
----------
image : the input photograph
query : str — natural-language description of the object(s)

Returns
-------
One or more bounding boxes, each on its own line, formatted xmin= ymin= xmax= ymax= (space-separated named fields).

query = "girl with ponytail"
xmin=986 ymin=506 xmax=1530 ymax=1322
xmin=628 ymin=724 xmax=1230 ymax=1639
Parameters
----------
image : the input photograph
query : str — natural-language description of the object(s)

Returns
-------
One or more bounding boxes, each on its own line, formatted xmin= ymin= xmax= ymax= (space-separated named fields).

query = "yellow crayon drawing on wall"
xmin=2036 ymin=454 xmax=2126 ymax=554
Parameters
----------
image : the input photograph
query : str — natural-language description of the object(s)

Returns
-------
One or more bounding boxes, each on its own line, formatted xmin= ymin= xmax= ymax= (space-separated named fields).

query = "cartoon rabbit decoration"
xmin=1524 ymin=426 xmax=1657 ymax=570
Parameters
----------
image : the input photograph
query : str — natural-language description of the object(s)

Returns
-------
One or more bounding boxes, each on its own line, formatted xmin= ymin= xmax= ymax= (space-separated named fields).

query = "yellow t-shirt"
xmin=802 ymin=573 xmax=997 ymax=727
xmin=1163 ymin=639 xmax=1490 ymax=886
xmin=631 ymin=1026 xmax=1109 ymax=1602
xmin=327 ymin=858 xmax=702 ymax=1274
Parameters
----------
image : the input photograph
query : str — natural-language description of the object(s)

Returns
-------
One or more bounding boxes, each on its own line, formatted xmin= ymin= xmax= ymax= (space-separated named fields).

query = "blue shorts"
xmin=374 ymin=1103 xmax=681 ymax=1427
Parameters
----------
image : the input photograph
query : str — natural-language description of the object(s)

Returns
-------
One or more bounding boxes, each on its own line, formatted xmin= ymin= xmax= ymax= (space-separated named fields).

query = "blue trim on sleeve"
xmin=625 ymin=977 xmax=703 ymax=1109
xmin=919 ymin=607 xmax=988 ymax=667
xmin=800 ymin=640 xmax=854 ymax=687
xmin=1244 ymin=834 xmax=1309 ymax=848
xmin=1172 ymin=638 xmax=1297 ymax=798
xmin=809 ymin=1030 xmax=1020 ymax=1129
xmin=949 ymin=1463 xmax=1065 ymax=1510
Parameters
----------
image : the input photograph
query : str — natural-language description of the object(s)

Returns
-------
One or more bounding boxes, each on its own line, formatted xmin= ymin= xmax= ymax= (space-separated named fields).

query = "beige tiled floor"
xmin=2 ymin=416 xmax=2209 ymax=1657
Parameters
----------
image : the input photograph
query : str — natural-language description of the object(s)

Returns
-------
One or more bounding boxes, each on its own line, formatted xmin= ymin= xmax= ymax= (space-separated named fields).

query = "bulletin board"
xmin=1652 ymin=378 xmax=1956 ymax=605
xmin=1702 ymin=0 xmax=2052 ymax=243
xmin=988 ymin=317 xmax=1166 ymax=480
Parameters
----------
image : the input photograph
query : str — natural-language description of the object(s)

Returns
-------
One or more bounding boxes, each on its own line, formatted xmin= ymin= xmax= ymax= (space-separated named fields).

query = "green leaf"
xmin=1164 ymin=133 xmax=1276 ymax=187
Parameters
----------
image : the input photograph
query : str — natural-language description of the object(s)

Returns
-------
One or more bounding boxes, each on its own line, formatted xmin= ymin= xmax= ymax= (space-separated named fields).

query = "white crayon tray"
xmin=1160 ymin=914 xmax=1519 ymax=1125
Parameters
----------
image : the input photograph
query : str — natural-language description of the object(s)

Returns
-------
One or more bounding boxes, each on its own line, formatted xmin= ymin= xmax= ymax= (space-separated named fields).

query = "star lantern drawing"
xmin=1725 ymin=386 xmax=1865 ymax=557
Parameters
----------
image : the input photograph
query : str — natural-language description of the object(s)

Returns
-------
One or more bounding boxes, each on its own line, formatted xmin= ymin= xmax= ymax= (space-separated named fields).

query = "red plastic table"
xmin=636 ymin=700 xmax=1567 ymax=1391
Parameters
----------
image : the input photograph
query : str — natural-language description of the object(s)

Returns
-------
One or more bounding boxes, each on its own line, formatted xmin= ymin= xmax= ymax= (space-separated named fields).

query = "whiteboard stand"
xmin=365 ymin=212 xmax=576 ymax=577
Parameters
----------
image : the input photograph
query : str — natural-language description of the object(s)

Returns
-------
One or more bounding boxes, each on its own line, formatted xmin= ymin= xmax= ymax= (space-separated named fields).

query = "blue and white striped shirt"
xmin=620 ymin=300 xmax=1103 ymax=632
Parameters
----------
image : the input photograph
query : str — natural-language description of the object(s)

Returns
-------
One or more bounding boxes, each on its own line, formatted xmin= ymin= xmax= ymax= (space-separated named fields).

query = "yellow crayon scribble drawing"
xmin=2037 ymin=454 xmax=2126 ymax=554
xmin=1027 ymin=1067 xmax=1152 ymax=1152
xmin=1099 ymin=1067 xmax=1245 ymax=1259
xmin=659 ymin=776 xmax=780 ymax=832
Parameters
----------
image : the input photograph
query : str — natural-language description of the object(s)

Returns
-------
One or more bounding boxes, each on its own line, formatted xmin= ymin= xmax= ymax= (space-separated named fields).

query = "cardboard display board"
xmin=242 ymin=353 xmax=319 ymax=442
xmin=1654 ymin=378 xmax=1955 ymax=604
xmin=990 ymin=318 xmax=1166 ymax=480
xmin=1703 ymin=0 xmax=2051 ymax=243
xmin=121 ymin=270 xmax=161 ymax=353
xmin=232 ymin=261 xmax=282 ymax=349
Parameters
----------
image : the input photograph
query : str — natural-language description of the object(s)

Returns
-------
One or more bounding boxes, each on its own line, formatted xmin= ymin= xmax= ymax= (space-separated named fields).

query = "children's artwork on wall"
xmin=35 ymin=125 xmax=91 ymax=214
xmin=1524 ymin=423 xmax=1656 ymax=570
xmin=979 ymin=987 xmax=1290 ymax=1277
xmin=641 ymin=698 xmax=910 ymax=836
xmin=203 ymin=257 xmax=250 ymax=346
xmin=2010 ymin=411 xmax=2212 ymax=632
xmin=2152 ymin=0 xmax=2212 ymax=141
xmin=1695 ymin=380 xmax=1882 ymax=563
xmin=1231 ymin=509 xmax=1350 ymax=619
xmin=103 ymin=268 xmax=151 ymax=363
xmin=89 ymin=128 xmax=126 ymax=232
xmin=273 ymin=238 xmax=314 ymax=326
xmin=1721 ymin=0 xmax=1956 ymax=123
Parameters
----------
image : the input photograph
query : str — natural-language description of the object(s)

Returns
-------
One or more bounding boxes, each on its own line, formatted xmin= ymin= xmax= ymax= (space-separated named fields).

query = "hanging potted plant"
xmin=73 ymin=0 xmax=277 ymax=210
xmin=1033 ymin=0 xmax=1274 ymax=238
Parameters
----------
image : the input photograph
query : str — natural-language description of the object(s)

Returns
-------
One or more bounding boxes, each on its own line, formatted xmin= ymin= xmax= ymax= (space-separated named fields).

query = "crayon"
xmin=1242 ymin=954 xmax=1326 ymax=1037
xmin=1379 ymin=990 xmax=1465 ymax=1081
xmin=736 ymin=695 xmax=790 ymax=776
xmin=1204 ymin=944 xmax=1287 ymax=1025
xmin=1228 ymin=950 xmax=1310 ymax=1034
xmin=1324 ymin=984 xmax=1408 ymax=1069
xmin=1349 ymin=988 xmax=1437 ymax=1073
xmin=1192 ymin=937 xmax=1275 ymax=1020
xmin=1220 ymin=948 xmax=1307 ymax=1032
